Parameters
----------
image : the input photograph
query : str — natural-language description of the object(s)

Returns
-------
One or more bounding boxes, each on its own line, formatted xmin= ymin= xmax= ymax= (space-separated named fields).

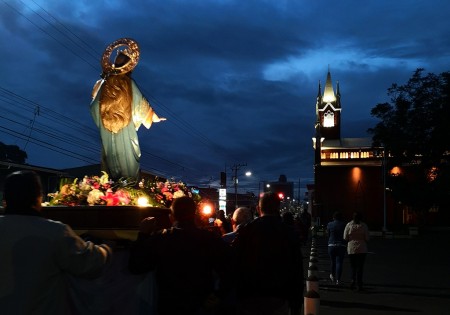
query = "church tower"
xmin=311 ymin=69 xmax=388 ymax=229
xmin=315 ymin=69 xmax=341 ymax=140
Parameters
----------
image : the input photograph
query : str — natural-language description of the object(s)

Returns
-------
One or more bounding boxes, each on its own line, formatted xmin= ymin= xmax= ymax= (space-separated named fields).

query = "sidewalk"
xmin=302 ymin=228 xmax=450 ymax=315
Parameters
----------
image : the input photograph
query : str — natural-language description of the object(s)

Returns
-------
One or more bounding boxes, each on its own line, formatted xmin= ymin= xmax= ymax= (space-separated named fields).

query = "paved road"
xmin=301 ymin=228 xmax=450 ymax=315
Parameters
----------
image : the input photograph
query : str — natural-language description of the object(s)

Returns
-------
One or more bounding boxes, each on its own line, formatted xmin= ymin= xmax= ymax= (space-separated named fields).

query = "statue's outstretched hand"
xmin=152 ymin=113 xmax=166 ymax=123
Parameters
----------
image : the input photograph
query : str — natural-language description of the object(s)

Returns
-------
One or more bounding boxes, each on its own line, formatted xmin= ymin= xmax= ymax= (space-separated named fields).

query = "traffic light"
xmin=277 ymin=192 xmax=285 ymax=200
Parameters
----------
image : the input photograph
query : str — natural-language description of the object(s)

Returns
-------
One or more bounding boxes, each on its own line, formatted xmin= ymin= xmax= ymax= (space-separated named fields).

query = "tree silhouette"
xmin=0 ymin=142 xmax=28 ymax=164
xmin=369 ymin=68 xmax=450 ymax=214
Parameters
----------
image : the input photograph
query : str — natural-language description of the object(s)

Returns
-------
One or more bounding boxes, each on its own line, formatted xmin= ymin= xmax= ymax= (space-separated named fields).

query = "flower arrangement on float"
xmin=46 ymin=171 xmax=200 ymax=208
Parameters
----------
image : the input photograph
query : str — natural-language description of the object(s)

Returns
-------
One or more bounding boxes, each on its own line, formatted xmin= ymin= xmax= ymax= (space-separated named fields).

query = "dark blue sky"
xmin=1 ymin=0 xmax=449 ymax=194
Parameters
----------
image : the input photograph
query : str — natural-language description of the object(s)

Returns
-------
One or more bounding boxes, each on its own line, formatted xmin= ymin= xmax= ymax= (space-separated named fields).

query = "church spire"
xmin=323 ymin=69 xmax=336 ymax=103
xmin=316 ymin=68 xmax=341 ymax=140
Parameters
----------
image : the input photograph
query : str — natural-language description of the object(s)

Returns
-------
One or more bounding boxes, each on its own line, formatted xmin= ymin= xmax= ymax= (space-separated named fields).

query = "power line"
xmin=0 ymin=87 xmax=232 ymax=184
xmin=0 ymin=87 xmax=214 ymax=181
xmin=0 ymin=125 xmax=97 ymax=164
xmin=0 ymin=86 xmax=199 ymax=178
xmin=3 ymin=1 xmax=98 ymax=71
xmin=28 ymin=0 xmax=102 ymax=59
xmin=1 ymin=1 xmax=233 ymax=183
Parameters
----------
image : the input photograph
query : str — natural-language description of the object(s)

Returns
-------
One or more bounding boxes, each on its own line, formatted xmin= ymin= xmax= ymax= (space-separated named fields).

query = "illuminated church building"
xmin=311 ymin=70 xmax=393 ymax=229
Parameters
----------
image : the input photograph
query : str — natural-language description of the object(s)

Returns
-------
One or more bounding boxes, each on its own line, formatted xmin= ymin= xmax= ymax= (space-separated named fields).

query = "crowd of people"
xmin=129 ymin=192 xmax=305 ymax=315
xmin=0 ymin=171 xmax=306 ymax=315
xmin=1 ymin=170 xmax=371 ymax=314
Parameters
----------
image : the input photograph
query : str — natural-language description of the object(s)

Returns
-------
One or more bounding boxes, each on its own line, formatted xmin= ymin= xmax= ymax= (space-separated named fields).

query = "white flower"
xmin=99 ymin=171 xmax=110 ymax=185
xmin=87 ymin=189 xmax=105 ymax=205
xmin=79 ymin=177 xmax=92 ymax=192
xmin=173 ymin=190 xmax=186 ymax=199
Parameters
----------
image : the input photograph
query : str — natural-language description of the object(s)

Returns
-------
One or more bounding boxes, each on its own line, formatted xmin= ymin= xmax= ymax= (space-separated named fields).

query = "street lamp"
xmin=258 ymin=181 xmax=271 ymax=198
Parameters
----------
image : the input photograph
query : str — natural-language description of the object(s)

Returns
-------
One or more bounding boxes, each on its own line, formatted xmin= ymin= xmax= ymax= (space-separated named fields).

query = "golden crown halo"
xmin=101 ymin=38 xmax=140 ymax=75
xmin=116 ymin=47 xmax=133 ymax=59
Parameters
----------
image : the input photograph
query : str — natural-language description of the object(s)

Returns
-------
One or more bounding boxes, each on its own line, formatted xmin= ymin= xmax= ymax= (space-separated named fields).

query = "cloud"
xmin=263 ymin=45 xmax=426 ymax=82
xmin=1 ymin=0 xmax=449 ymax=192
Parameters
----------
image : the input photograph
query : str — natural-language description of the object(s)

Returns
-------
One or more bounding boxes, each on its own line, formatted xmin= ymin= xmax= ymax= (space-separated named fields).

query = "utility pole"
xmin=313 ymin=120 xmax=322 ymax=225
xmin=231 ymin=163 xmax=247 ymax=209
xmin=382 ymin=146 xmax=387 ymax=232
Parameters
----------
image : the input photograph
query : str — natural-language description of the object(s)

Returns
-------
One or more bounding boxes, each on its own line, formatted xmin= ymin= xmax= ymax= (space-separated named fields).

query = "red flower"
xmin=163 ymin=191 xmax=173 ymax=200
xmin=100 ymin=189 xmax=131 ymax=206
xmin=100 ymin=189 xmax=120 ymax=206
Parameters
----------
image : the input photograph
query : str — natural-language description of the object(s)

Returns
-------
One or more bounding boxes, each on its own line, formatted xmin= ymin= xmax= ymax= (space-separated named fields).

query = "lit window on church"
xmin=323 ymin=110 xmax=334 ymax=127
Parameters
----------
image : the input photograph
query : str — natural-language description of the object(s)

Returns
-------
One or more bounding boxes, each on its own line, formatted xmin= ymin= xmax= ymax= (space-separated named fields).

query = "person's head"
xmin=232 ymin=207 xmax=252 ymax=229
xmin=333 ymin=211 xmax=343 ymax=221
xmin=3 ymin=171 xmax=43 ymax=211
xmin=218 ymin=209 xmax=226 ymax=220
xmin=170 ymin=196 xmax=196 ymax=222
xmin=353 ymin=211 xmax=362 ymax=224
xmin=258 ymin=192 xmax=280 ymax=216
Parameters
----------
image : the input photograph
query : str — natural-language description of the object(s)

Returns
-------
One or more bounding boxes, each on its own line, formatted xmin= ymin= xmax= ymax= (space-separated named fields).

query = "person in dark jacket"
xmin=232 ymin=192 xmax=304 ymax=315
xmin=0 ymin=171 xmax=111 ymax=314
xmin=326 ymin=211 xmax=347 ymax=285
xmin=129 ymin=196 xmax=233 ymax=315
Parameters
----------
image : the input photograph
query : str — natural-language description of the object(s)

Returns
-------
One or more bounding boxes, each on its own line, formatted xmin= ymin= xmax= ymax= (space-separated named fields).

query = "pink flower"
xmin=115 ymin=189 xmax=131 ymax=205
